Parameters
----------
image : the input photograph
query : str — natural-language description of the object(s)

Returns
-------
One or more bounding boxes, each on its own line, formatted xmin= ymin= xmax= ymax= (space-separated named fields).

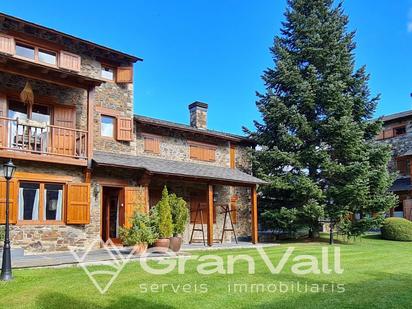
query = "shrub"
xmin=261 ymin=207 xmax=298 ymax=238
xmin=169 ymin=193 xmax=189 ymax=236
xmin=381 ymin=217 xmax=412 ymax=241
xmin=119 ymin=212 xmax=157 ymax=246
xmin=0 ymin=225 xmax=4 ymax=242
xmin=152 ymin=186 xmax=173 ymax=238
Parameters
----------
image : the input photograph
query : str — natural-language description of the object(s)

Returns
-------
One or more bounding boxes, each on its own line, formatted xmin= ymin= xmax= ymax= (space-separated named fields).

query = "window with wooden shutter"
xmin=0 ymin=179 xmax=17 ymax=224
xmin=124 ymin=186 xmax=148 ymax=228
xmin=52 ymin=105 xmax=76 ymax=156
xmin=66 ymin=183 xmax=90 ymax=224
xmin=0 ymin=34 xmax=15 ymax=55
xmin=143 ymin=134 xmax=160 ymax=154
xmin=116 ymin=117 xmax=133 ymax=141
xmin=189 ymin=141 xmax=216 ymax=162
xmin=396 ymin=158 xmax=410 ymax=176
xmin=59 ymin=50 xmax=81 ymax=72
xmin=116 ymin=67 xmax=133 ymax=83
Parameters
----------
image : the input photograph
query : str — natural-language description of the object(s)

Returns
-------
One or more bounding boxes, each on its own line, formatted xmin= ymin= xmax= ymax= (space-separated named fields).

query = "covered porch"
xmin=93 ymin=151 xmax=265 ymax=246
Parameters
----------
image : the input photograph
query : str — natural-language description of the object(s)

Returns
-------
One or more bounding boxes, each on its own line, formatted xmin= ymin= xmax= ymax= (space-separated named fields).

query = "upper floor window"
xmin=396 ymin=158 xmax=410 ymax=176
xmin=101 ymin=115 xmax=115 ymax=138
xmin=189 ymin=141 xmax=216 ymax=162
xmin=15 ymin=41 xmax=57 ymax=66
xmin=101 ymin=65 xmax=115 ymax=80
xmin=377 ymin=124 xmax=407 ymax=140
xmin=394 ymin=126 xmax=406 ymax=137
xmin=143 ymin=134 xmax=160 ymax=154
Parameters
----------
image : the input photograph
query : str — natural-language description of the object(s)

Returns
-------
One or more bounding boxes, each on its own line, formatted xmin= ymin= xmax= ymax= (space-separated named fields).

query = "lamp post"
xmin=1 ymin=159 xmax=16 ymax=281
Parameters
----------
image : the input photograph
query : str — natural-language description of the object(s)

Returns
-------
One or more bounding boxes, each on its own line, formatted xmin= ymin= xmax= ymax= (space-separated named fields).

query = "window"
xmin=32 ymin=104 xmax=51 ymax=125
xmin=396 ymin=158 xmax=410 ymax=176
xmin=101 ymin=66 xmax=114 ymax=80
xmin=15 ymin=42 xmax=57 ymax=66
xmin=38 ymin=49 xmax=57 ymax=65
xmin=143 ymin=135 xmax=160 ymax=154
xmin=189 ymin=141 xmax=216 ymax=162
xmin=15 ymin=43 xmax=35 ymax=60
xmin=18 ymin=182 xmax=64 ymax=222
xmin=101 ymin=115 xmax=115 ymax=138
xmin=394 ymin=126 xmax=406 ymax=137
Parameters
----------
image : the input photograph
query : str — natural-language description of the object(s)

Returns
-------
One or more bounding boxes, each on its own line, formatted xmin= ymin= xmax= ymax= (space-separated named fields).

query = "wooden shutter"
xmin=0 ymin=34 xmax=15 ymax=55
xmin=66 ymin=183 xmax=90 ymax=224
xmin=383 ymin=128 xmax=394 ymax=139
xmin=116 ymin=67 xmax=133 ymax=83
xmin=189 ymin=143 xmax=216 ymax=162
xmin=376 ymin=131 xmax=384 ymax=140
xmin=124 ymin=186 xmax=148 ymax=228
xmin=396 ymin=159 xmax=407 ymax=176
xmin=0 ymin=179 xmax=17 ymax=224
xmin=116 ymin=117 xmax=133 ymax=141
xmin=230 ymin=195 xmax=238 ymax=224
xmin=230 ymin=144 xmax=236 ymax=169
xmin=403 ymin=199 xmax=412 ymax=220
xmin=0 ymin=94 xmax=8 ymax=148
xmin=52 ymin=105 xmax=76 ymax=156
xmin=144 ymin=135 xmax=160 ymax=154
xmin=59 ymin=51 xmax=81 ymax=72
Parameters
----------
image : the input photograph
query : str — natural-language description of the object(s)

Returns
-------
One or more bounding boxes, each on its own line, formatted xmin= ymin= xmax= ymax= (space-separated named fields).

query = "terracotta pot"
xmin=169 ymin=236 xmax=182 ymax=252
xmin=153 ymin=238 xmax=170 ymax=253
xmin=132 ymin=243 xmax=148 ymax=255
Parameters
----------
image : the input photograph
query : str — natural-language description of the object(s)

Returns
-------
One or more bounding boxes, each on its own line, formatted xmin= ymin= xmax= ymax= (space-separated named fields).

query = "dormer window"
xmin=394 ymin=126 xmax=406 ymax=137
xmin=101 ymin=65 xmax=115 ymax=80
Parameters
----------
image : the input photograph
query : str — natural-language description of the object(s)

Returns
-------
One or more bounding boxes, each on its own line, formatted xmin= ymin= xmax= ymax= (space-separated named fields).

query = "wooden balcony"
xmin=0 ymin=117 xmax=88 ymax=166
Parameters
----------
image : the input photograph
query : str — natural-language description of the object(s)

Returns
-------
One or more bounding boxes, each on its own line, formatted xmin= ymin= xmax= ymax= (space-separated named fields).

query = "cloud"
xmin=407 ymin=9 xmax=412 ymax=32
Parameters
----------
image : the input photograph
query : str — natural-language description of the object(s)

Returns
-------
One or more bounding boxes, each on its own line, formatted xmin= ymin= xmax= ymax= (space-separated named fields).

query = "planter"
xmin=169 ymin=236 xmax=182 ymax=252
xmin=153 ymin=238 xmax=170 ymax=253
xmin=132 ymin=243 xmax=148 ymax=255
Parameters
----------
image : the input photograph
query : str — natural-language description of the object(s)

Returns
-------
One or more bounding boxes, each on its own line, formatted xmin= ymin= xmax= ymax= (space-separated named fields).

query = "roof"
xmin=135 ymin=114 xmax=255 ymax=145
xmin=390 ymin=177 xmax=412 ymax=192
xmin=379 ymin=110 xmax=412 ymax=123
xmin=93 ymin=151 xmax=266 ymax=186
xmin=0 ymin=12 xmax=142 ymax=63
xmin=398 ymin=149 xmax=412 ymax=157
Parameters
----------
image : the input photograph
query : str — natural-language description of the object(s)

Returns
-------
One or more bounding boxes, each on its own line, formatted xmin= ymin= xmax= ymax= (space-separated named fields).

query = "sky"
xmin=0 ymin=0 xmax=411 ymax=135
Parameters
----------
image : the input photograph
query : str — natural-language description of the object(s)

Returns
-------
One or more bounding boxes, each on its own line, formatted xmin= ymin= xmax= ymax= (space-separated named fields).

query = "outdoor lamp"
xmin=1 ymin=159 xmax=16 ymax=281
xmin=3 ymin=160 xmax=16 ymax=180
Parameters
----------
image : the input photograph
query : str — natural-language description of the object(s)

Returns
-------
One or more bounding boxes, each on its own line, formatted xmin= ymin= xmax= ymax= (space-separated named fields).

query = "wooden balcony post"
xmin=87 ymin=86 xmax=95 ymax=165
xmin=251 ymin=185 xmax=258 ymax=244
xmin=207 ymin=184 xmax=214 ymax=246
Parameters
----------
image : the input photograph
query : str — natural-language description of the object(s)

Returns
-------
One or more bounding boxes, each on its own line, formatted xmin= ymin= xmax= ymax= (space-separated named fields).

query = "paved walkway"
xmin=1 ymin=242 xmax=278 ymax=269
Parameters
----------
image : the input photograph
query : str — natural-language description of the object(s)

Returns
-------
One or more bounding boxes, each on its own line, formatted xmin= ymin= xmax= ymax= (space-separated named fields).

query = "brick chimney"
xmin=189 ymin=101 xmax=208 ymax=129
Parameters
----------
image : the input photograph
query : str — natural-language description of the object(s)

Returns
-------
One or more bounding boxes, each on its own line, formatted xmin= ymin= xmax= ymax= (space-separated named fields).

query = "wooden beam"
xmin=87 ymin=87 xmax=95 ymax=165
xmin=251 ymin=185 xmax=258 ymax=244
xmin=207 ymin=184 xmax=214 ymax=246
xmin=0 ymin=150 xmax=87 ymax=166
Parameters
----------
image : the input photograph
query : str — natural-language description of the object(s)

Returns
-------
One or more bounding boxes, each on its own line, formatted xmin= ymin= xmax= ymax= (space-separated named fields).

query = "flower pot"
xmin=132 ymin=243 xmax=148 ymax=255
xmin=169 ymin=236 xmax=182 ymax=252
xmin=153 ymin=238 xmax=170 ymax=253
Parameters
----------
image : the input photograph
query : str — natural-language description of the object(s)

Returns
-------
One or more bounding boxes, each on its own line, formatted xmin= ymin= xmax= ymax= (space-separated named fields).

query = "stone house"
xmin=0 ymin=13 xmax=264 ymax=253
xmin=375 ymin=110 xmax=412 ymax=221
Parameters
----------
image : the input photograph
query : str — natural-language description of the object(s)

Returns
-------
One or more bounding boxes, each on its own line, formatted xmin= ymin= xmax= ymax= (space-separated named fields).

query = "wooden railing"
xmin=0 ymin=117 xmax=88 ymax=160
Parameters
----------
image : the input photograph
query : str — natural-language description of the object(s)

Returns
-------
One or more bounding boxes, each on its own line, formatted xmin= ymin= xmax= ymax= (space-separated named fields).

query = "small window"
xmin=18 ymin=182 xmax=40 ymax=221
xmin=101 ymin=115 xmax=115 ymax=138
xmin=44 ymin=184 xmax=63 ymax=221
xmin=394 ymin=126 xmax=406 ymax=137
xmin=144 ymin=135 xmax=160 ymax=154
xmin=38 ymin=49 xmax=57 ymax=65
xmin=15 ymin=43 xmax=35 ymax=60
xmin=101 ymin=66 xmax=114 ymax=80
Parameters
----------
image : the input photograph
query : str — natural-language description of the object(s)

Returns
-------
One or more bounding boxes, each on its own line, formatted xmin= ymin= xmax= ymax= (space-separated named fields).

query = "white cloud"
xmin=407 ymin=9 xmax=412 ymax=32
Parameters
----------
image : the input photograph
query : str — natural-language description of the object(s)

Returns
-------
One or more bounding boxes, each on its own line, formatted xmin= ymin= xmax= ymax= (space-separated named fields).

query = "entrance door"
xmin=102 ymin=187 xmax=124 ymax=244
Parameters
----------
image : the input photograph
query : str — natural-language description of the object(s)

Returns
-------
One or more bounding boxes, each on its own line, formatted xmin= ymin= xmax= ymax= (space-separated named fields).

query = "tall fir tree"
xmin=250 ymin=0 xmax=397 ymax=237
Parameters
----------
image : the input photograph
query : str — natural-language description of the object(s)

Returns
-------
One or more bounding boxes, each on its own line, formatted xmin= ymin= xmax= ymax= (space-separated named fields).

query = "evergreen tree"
xmin=250 ymin=0 xmax=397 ymax=237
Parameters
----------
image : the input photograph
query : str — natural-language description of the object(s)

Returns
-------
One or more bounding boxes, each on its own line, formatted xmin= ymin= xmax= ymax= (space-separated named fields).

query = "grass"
xmin=0 ymin=234 xmax=411 ymax=309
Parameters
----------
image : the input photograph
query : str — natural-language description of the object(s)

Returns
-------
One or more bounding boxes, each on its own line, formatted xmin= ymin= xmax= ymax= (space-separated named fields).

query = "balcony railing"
xmin=0 ymin=117 xmax=88 ymax=160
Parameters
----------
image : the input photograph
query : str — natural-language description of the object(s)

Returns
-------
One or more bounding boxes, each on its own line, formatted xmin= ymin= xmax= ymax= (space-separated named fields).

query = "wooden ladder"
xmin=189 ymin=203 xmax=206 ymax=246
xmin=219 ymin=204 xmax=238 ymax=244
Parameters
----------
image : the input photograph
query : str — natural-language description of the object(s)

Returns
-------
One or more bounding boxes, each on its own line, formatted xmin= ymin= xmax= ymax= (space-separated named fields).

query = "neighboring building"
xmin=0 ymin=13 xmax=264 ymax=253
xmin=376 ymin=110 xmax=412 ymax=221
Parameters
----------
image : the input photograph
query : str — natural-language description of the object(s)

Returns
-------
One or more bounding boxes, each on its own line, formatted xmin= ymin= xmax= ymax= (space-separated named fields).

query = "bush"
xmin=152 ymin=186 xmax=173 ymax=238
xmin=0 ymin=225 xmax=4 ymax=242
xmin=119 ymin=212 xmax=157 ymax=246
xmin=169 ymin=193 xmax=189 ymax=236
xmin=381 ymin=217 xmax=412 ymax=241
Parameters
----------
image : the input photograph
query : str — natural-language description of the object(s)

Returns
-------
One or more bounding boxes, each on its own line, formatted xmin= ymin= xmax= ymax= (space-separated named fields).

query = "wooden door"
xmin=123 ymin=186 xmax=147 ymax=228
xmin=403 ymin=199 xmax=412 ymax=221
xmin=52 ymin=105 xmax=76 ymax=156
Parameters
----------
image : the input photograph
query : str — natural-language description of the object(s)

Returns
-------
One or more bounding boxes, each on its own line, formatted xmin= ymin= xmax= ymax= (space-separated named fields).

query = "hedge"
xmin=381 ymin=217 xmax=412 ymax=241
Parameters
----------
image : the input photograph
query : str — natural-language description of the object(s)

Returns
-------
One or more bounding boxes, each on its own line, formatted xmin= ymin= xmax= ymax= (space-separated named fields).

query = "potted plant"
xmin=119 ymin=211 xmax=157 ymax=255
xmin=151 ymin=186 xmax=173 ymax=252
xmin=169 ymin=193 xmax=189 ymax=252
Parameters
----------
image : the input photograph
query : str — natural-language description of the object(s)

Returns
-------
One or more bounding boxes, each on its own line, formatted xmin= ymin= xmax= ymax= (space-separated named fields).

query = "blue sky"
xmin=1 ymin=1 xmax=411 ymax=134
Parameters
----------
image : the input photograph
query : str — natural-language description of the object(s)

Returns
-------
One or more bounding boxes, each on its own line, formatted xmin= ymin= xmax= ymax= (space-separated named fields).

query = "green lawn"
xmin=0 ymin=234 xmax=411 ymax=309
